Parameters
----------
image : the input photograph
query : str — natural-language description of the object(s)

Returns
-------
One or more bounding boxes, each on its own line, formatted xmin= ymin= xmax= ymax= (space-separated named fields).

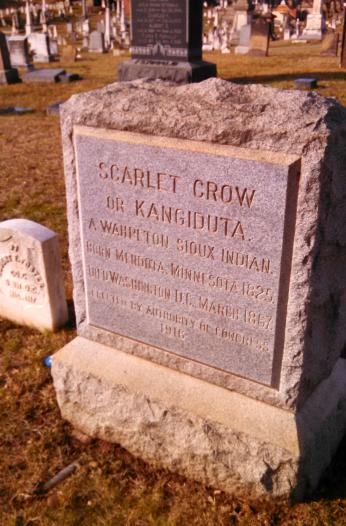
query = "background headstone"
xmin=28 ymin=32 xmax=53 ymax=62
xmin=131 ymin=0 xmax=202 ymax=61
xmin=0 ymin=219 xmax=68 ymax=331
xmin=118 ymin=0 xmax=216 ymax=83
xmin=0 ymin=31 xmax=20 ymax=84
xmin=302 ymin=0 xmax=323 ymax=40
xmin=340 ymin=11 xmax=346 ymax=68
xmin=248 ymin=17 xmax=270 ymax=56
xmin=230 ymin=0 xmax=251 ymax=40
xmin=320 ymin=32 xmax=339 ymax=56
xmin=60 ymin=43 xmax=76 ymax=62
xmin=88 ymin=30 xmax=105 ymax=52
xmin=234 ymin=23 xmax=251 ymax=54
xmin=8 ymin=35 xmax=32 ymax=67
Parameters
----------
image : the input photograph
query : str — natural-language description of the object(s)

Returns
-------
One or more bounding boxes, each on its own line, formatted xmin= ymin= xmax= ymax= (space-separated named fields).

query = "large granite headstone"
xmin=118 ymin=0 xmax=216 ymax=84
xmin=0 ymin=219 xmax=68 ymax=331
xmin=53 ymin=79 xmax=346 ymax=499
xmin=0 ymin=31 xmax=20 ymax=84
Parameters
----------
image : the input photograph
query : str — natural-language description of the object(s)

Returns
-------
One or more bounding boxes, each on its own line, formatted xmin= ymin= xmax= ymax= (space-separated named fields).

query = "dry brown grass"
xmin=1 ymin=40 xmax=346 ymax=525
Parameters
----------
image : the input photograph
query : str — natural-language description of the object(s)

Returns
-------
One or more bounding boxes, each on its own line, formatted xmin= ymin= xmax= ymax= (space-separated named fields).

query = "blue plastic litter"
xmin=43 ymin=355 xmax=53 ymax=368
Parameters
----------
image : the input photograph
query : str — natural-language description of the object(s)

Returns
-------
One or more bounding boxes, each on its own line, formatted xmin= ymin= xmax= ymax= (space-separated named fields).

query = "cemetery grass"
xmin=1 ymin=44 xmax=346 ymax=526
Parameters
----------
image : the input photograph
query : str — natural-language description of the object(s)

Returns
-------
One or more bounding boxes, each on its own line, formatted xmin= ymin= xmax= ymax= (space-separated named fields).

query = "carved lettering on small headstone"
xmin=0 ymin=219 xmax=68 ymax=331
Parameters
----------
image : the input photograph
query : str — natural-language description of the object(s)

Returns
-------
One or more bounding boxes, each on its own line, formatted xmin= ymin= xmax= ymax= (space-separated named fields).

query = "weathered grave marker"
xmin=248 ymin=17 xmax=270 ymax=56
xmin=234 ymin=23 xmax=251 ymax=54
xmin=28 ymin=32 xmax=53 ymax=62
xmin=0 ymin=31 xmax=20 ymax=84
xmin=295 ymin=77 xmax=318 ymax=89
xmin=89 ymin=30 xmax=105 ymax=53
xmin=302 ymin=0 xmax=323 ymax=40
xmin=60 ymin=44 xmax=77 ymax=62
xmin=118 ymin=0 xmax=216 ymax=83
xmin=8 ymin=35 xmax=32 ymax=68
xmin=0 ymin=219 xmax=68 ymax=331
xmin=340 ymin=10 xmax=346 ymax=68
xmin=320 ymin=31 xmax=339 ymax=56
xmin=23 ymin=68 xmax=65 ymax=83
xmin=53 ymin=79 xmax=346 ymax=499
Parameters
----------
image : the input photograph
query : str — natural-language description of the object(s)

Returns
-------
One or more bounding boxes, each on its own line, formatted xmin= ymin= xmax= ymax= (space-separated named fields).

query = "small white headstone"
xmin=0 ymin=219 xmax=68 ymax=331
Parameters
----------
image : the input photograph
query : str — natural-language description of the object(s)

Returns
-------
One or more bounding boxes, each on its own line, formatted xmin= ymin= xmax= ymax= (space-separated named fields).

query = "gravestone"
xmin=23 ymin=67 xmax=65 ymax=82
xmin=294 ymin=77 xmax=318 ymax=89
xmin=23 ymin=67 xmax=80 ymax=83
xmin=28 ymin=32 xmax=53 ymax=62
xmin=0 ymin=31 xmax=20 ymax=84
xmin=340 ymin=11 xmax=346 ymax=68
xmin=47 ymin=100 xmax=63 ymax=115
xmin=0 ymin=219 xmax=68 ymax=331
xmin=118 ymin=0 xmax=216 ymax=84
xmin=248 ymin=16 xmax=270 ymax=56
xmin=8 ymin=35 xmax=32 ymax=67
xmin=88 ymin=30 xmax=105 ymax=53
xmin=53 ymin=78 xmax=346 ymax=499
xmin=96 ymin=20 xmax=105 ymax=33
xmin=234 ymin=23 xmax=251 ymax=54
xmin=320 ymin=32 xmax=339 ymax=56
xmin=49 ymin=38 xmax=59 ymax=56
xmin=302 ymin=0 xmax=323 ymax=40
xmin=230 ymin=0 xmax=251 ymax=41
xmin=82 ymin=18 xmax=90 ymax=36
xmin=60 ymin=43 xmax=76 ymax=62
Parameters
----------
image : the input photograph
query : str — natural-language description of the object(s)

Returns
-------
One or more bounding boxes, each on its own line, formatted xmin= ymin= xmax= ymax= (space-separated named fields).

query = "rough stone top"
xmin=61 ymin=78 xmax=346 ymax=158
xmin=75 ymin=124 xmax=300 ymax=166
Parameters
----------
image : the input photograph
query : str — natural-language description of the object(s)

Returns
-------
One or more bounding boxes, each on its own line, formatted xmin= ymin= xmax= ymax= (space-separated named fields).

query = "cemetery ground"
xmin=1 ymin=43 xmax=346 ymax=526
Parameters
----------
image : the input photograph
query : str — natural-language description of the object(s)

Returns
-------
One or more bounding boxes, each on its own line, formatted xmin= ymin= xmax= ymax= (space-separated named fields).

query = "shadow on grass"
xmin=224 ymin=70 xmax=346 ymax=84
xmin=312 ymin=434 xmax=346 ymax=501
xmin=66 ymin=299 xmax=76 ymax=330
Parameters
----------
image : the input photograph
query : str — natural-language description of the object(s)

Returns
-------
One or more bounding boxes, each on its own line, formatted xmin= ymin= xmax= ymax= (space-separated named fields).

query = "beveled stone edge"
xmin=74 ymin=125 xmax=301 ymax=168
xmin=78 ymin=322 xmax=285 ymax=407
xmin=0 ymin=218 xmax=57 ymax=243
xmin=53 ymin=336 xmax=300 ymax=454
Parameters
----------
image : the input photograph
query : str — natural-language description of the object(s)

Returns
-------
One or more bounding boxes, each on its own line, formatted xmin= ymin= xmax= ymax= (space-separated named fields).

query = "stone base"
xmin=33 ymin=55 xmax=54 ymax=63
xmin=23 ymin=68 xmax=66 ymax=83
xmin=302 ymin=31 xmax=323 ymax=40
xmin=0 ymin=68 xmax=20 ymax=84
xmin=52 ymin=337 xmax=346 ymax=500
xmin=118 ymin=60 xmax=217 ymax=84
